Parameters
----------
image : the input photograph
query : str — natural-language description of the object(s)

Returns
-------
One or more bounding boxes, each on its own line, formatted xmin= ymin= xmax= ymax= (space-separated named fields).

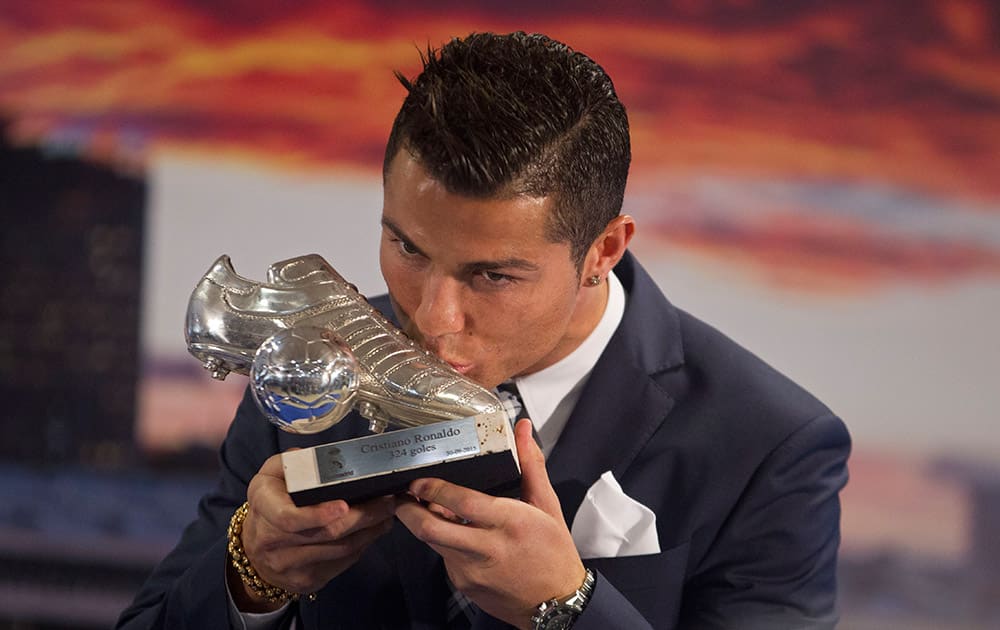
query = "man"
xmin=118 ymin=32 xmax=850 ymax=629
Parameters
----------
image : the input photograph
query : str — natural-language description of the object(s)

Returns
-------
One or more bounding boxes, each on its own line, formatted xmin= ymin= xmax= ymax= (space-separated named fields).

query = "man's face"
xmin=379 ymin=153 xmax=603 ymax=389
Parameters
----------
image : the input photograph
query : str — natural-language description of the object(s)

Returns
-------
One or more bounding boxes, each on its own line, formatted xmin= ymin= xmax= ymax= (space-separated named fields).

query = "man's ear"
xmin=581 ymin=215 xmax=635 ymax=285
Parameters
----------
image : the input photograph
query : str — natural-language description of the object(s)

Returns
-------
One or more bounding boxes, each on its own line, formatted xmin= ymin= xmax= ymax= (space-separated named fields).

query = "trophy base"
xmin=282 ymin=412 xmax=520 ymax=506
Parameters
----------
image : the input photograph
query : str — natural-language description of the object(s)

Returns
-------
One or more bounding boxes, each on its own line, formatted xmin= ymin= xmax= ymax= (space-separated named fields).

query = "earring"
xmin=586 ymin=275 xmax=601 ymax=287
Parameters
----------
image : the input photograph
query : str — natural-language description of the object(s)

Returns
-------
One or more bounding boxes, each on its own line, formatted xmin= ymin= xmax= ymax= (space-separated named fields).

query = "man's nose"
xmin=412 ymin=273 xmax=464 ymax=340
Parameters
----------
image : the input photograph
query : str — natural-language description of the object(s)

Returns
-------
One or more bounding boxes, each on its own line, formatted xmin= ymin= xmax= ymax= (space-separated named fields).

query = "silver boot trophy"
xmin=185 ymin=254 xmax=520 ymax=505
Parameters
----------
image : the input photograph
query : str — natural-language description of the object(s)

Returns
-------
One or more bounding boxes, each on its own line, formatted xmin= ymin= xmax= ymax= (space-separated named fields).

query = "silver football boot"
xmin=185 ymin=254 xmax=506 ymax=434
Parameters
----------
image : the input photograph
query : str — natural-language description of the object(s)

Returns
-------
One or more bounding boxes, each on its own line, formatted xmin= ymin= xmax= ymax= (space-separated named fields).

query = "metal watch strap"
xmin=530 ymin=568 xmax=596 ymax=630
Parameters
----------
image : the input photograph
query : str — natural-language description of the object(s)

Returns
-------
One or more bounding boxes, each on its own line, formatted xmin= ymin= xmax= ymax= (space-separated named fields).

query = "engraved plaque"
xmin=283 ymin=413 xmax=520 ymax=506
xmin=315 ymin=418 xmax=482 ymax=484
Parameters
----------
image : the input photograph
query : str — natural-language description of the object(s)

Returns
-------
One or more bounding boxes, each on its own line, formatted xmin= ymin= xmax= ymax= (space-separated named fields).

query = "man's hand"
xmin=395 ymin=419 xmax=586 ymax=630
xmin=230 ymin=451 xmax=396 ymax=613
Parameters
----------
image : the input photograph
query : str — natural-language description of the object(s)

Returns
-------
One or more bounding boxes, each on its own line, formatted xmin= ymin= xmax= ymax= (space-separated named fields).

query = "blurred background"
xmin=1 ymin=1 xmax=998 ymax=628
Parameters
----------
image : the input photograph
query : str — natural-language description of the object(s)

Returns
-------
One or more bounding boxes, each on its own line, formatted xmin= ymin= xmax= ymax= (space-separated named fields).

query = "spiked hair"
xmin=384 ymin=32 xmax=631 ymax=268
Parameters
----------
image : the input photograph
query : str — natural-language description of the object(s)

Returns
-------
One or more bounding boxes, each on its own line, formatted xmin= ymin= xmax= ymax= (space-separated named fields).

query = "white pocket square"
xmin=570 ymin=470 xmax=661 ymax=559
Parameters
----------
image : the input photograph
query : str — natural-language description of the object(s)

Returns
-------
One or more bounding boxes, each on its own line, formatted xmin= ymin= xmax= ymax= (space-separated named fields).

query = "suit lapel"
xmin=546 ymin=339 xmax=675 ymax=526
xmin=546 ymin=253 xmax=682 ymax=526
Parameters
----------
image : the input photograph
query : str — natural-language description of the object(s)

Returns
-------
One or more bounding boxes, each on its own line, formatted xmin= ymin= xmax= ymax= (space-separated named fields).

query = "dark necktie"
xmin=495 ymin=380 xmax=524 ymax=425
xmin=497 ymin=380 xmax=544 ymax=449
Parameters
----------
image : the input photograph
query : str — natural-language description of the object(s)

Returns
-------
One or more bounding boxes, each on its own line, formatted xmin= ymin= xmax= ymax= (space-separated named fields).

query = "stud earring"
xmin=586 ymin=275 xmax=601 ymax=287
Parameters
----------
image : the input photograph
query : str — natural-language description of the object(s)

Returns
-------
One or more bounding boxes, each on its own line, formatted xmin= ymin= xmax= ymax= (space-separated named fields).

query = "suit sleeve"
xmin=677 ymin=413 xmax=851 ymax=629
xmin=570 ymin=572 xmax=653 ymax=629
xmin=115 ymin=389 xmax=283 ymax=630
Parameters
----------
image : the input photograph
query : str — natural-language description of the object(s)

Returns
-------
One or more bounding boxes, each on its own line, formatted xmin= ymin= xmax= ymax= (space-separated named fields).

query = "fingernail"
xmin=410 ymin=479 xmax=427 ymax=496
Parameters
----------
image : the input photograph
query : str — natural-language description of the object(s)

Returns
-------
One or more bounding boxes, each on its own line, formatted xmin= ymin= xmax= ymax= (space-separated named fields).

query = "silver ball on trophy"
xmin=250 ymin=326 xmax=359 ymax=434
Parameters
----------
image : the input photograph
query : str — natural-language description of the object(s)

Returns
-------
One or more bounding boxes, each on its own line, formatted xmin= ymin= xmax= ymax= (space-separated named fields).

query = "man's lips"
xmin=397 ymin=316 xmax=474 ymax=375
xmin=445 ymin=360 xmax=473 ymax=375
xmin=410 ymin=333 xmax=473 ymax=374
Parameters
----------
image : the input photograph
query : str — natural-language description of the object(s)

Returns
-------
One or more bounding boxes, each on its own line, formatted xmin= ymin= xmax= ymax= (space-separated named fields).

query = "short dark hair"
xmin=384 ymin=32 xmax=631 ymax=268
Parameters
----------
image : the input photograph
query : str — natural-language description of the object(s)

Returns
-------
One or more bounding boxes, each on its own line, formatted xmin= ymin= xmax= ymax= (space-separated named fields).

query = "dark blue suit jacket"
xmin=118 ymin=252 xmax=850 ymax=629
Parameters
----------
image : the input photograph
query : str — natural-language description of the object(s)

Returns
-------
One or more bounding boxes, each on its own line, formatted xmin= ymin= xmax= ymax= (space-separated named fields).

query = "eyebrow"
xmin=380 ymin=216 xmax=541 ymax=274
xmin=381 ymin=217 xmax=428 ymax=258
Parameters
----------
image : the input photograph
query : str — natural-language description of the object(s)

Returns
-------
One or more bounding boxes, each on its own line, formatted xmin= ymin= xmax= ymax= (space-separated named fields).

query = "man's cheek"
xmin=386 ymin=293 xmax=421 ymax=341
xmin=403 ymin=322 xmax=425 ymax=346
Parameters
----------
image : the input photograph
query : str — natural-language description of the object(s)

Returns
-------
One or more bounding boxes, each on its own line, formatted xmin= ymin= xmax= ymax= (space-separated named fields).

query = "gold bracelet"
xmin=227 ymin=501 xmax=301 ymax=604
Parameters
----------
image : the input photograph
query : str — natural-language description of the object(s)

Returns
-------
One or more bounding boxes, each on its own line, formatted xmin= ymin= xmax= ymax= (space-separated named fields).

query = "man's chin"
xmin=443 ymin=363 xmax=496 ymax=389
xmin=438 ymin=362 xmax=498 ymax=390
xmin=386 ymin=294 xmax=414 ymax=334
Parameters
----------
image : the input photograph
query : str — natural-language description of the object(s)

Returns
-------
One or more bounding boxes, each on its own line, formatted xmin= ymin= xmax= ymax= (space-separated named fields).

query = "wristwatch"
xmin=530 ymin=569 xmax=595 ymax=630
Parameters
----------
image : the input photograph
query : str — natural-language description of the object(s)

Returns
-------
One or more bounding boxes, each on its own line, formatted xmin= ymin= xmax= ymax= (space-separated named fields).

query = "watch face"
xmin=543 ymin=612 xmax=575 ymax=630
xmin=533 ymin=569 xmax=592 ymax=630
xmin=537 ymin=609 xmax=577 ymax=630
